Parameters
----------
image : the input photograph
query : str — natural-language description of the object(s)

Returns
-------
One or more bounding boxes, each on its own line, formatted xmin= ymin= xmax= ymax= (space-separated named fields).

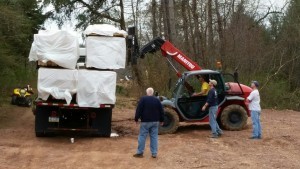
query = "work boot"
xmin=152 ymin=154 xmax=157 ymax=158
xmin=133 ymin=153 xmax=144 ymax=158
xmin=211 ymin=134 xmax=219 ymax=138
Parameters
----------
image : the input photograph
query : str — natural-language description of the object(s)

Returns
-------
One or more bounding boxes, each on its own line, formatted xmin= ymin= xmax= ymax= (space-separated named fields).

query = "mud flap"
xmin=91 ymin=108 xmax=112 ymax=137
xmin=35 ymin=106 xmax=54 ymax=137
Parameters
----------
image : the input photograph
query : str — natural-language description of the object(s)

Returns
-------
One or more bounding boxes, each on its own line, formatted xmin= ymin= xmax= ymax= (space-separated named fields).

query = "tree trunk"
xmin=168 ymin=0 xmax=176 ymax=43
xmin=151 ymin=0 xmax=158 ymax=38
xmin=187 ymin=3 xmax=196 ymax=60
xmin=130 ymin=0 xmax=136 ymax=26
xmin=161 ymin=0 xmax=177 ymax=90
xmin=181 ymin=0 xmax=189 ymax=54
xmin=120 ymin=0 xmax=126 ymax=30
xmin=215 ymin=0 xmax=225 ymax=65
xmin=161 ymin=0 xmax=176 ymax=43
xmin=158 ymin=2 xmax=163 ymax=37
xmin=207 ymin=0 xmax=214 ymax=67
xmin=161 ymin=0 xmax=169 ymax=39
xmin=191 ymin=0 xmax=204 ymax=64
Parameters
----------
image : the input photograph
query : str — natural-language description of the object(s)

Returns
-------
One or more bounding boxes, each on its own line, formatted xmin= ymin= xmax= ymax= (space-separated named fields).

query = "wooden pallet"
xmin=86 ymin=33 xmax=126 ymax=38
xmin=37 ymin=61 xmax=59 ymax=67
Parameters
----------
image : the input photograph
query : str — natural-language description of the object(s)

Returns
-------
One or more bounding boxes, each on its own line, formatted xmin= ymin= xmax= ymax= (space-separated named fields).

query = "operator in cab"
xmin=193 ymin=75 xmax=210 ymax=96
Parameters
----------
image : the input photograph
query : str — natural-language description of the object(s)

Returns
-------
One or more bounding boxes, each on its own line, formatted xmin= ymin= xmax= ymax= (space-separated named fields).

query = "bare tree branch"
xmin=255 ymin=7 xmax=282 ymax=24
xmin=75 ymin=0 xmax=121 ymax=23
xmin=261 ymin=55 xmax=300 ymax=91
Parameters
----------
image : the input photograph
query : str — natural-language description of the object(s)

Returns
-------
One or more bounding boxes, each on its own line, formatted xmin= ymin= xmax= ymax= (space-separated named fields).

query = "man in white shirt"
xmin=247 ymin=81 xmax=262 ymax=139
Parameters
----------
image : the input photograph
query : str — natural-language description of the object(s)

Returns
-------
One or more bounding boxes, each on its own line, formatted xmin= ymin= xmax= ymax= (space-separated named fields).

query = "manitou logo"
xmin=177 ymin=54 xmax=195 ymax=69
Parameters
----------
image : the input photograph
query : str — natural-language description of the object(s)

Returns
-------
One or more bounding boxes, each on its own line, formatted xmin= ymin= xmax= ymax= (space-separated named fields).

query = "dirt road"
xmin=0 ymin=105 xmax=300 ymax=169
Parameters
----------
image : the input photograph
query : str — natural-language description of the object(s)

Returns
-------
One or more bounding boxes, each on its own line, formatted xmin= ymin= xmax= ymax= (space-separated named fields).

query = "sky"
xmin=257 ymin=0 xmax=288 ymax=13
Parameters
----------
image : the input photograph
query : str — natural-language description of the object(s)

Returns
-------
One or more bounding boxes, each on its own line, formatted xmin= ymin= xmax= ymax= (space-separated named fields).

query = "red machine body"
xmin=138 ymin=37 xmax=252 ymax=133
xmin=152 ymin=39 xmax=252 ymax=101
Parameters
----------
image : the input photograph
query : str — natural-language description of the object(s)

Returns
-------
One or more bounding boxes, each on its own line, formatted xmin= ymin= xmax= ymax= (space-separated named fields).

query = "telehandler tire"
xmin=220 ymin=104 xmax=248 ymax=130
xmin=159 ymin=107 xmax=179 ymax=134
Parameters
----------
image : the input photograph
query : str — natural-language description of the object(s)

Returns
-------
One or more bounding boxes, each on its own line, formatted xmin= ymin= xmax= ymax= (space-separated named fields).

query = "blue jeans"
xmin=209 ymin=106 xmax=222 ymax=135
xmin=251 ymin=110 xmax=262 ymax=137
xmin=137 ymin=122 xmax=159 ymax=155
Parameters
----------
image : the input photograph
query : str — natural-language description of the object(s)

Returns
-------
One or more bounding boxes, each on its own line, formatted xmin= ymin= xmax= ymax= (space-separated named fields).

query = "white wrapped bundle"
xmin=37 ymin=68 xmax=78 ymax=104
xmin=84 ymin=24 xmax=127 ymax=37
xmin=77 ymin=70 xmax=116 ymax=107
xmin=86 ymin=36 xmax=126 ymax=69
xmin=29 ymin=30 xmax=79 ymax=69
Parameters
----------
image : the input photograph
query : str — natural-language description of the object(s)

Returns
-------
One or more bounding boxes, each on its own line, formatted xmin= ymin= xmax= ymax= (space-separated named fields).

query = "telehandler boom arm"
xmin=139 ymin=37 xmax=201 ymax=77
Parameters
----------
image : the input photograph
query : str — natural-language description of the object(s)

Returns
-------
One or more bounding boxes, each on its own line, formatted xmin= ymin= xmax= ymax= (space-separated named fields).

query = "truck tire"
xmin=220 ymin=104 xmax=248 ymax=130
xmin=159 ymin=107 xmax=179 ymax=134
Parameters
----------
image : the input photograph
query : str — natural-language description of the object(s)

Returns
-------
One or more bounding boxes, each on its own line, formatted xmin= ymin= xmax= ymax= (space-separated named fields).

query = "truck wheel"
xmin=220 ymin=104 xmax=248 ymax=130
xmin=11 ymin=96 xmax=17 ymax=105
xmin=159 ymin=107 xmax=179 ymax=134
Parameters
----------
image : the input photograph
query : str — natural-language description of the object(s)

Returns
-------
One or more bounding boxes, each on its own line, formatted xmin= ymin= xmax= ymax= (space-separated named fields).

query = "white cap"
xmin=209 ymin=79 xmax=217 ymax=86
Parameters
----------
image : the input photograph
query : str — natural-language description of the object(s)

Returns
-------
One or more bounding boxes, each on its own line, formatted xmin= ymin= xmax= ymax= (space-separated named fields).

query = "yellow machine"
xmin=11 ymin=85 xmax=33 ymax=107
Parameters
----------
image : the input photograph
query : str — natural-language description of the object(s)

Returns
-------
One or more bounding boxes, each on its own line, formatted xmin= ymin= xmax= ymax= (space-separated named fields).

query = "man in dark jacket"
xmin=133 ymin=87 xmax=164 ymax=158
xmin=202 ymin=79 xmax=223 ymax=138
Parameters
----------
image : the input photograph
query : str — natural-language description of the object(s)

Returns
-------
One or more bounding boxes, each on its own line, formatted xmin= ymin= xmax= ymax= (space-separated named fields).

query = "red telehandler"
xmin=133 ymin=37 xmax=252 ymax=134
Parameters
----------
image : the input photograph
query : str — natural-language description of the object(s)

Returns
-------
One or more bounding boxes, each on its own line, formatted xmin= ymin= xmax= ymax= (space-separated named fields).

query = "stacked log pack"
xmin=29 ymin=24 xmax=127 ymax=107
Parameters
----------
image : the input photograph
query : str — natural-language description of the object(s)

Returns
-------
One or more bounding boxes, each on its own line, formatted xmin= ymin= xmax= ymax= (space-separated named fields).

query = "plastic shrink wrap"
xmin=37 ymin=68 xmax=78 ymax=104
xmin=84 ymin=24 xmax=127 ymax=37
xmin=85 ymin=36 xmax=126 ymax=69
xmin=77 ymin=70 xmax=117 ymax=107
xmin=29 ymin=30 xmax=79 ymax=69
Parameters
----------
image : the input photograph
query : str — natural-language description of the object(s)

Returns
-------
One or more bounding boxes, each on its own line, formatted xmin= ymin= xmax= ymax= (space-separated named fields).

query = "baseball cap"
xmin=251 ymin=81 xmax=259 ymax=87
xmin=209 ymin=79 xmax=217 ymax=86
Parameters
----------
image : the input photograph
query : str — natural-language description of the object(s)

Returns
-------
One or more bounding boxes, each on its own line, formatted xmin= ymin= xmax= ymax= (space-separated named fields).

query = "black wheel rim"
xmin=229 ymin=111 xmax=242 ymax=124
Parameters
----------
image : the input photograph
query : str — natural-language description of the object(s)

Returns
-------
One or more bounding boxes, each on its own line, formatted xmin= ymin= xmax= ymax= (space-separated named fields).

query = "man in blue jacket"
xmin=133 ymin=87 xmax=164 ymax=158
xmin=202 ymin=79 xmax=223 ymax=138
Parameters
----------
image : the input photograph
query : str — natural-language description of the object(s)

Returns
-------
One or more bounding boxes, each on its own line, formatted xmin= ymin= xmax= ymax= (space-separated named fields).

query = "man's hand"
xmin=202 ymin=105 xmax=206 ymax=111
xmin=192 ymin=93 xmax=198 ymax=97
xmin=160 ymin=122 xmax=164 ymax=126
